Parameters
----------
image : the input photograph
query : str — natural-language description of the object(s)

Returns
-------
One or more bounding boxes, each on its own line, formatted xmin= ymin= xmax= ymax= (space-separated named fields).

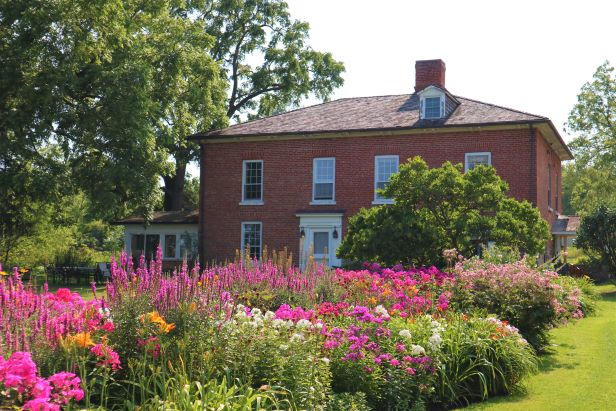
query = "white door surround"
xmin=296 ymin=213 xmax=343 ymax=268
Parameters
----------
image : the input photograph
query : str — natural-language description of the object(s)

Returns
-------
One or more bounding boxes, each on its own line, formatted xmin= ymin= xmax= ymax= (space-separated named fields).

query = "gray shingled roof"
xmin=197 ymin=94 xmax=548 ymax=138
xmin=112 ymin=210 xmax=198 ymax=225
xmin=552 ymin=215 xmax=581 ymax=233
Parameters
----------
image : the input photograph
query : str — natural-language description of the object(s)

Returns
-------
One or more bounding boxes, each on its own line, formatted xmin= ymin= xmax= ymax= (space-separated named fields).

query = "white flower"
xmin=428 ymin=333 xmax=443 ymax=350
xmin=399 ymin=329 xmax=412 ymax=339
xmin=431 ymin=320 xmax=445 ymax=333
xmin=374 ymin=305 xmax=389 ymax=316
xmin=251 ymin=307 xmax=262 ymax=317
xmin=321 ymin=357 xmax=330 ymax=364
xmin=290 ymin=333 xmax=305 ymax=342
xmin=264 ymin=311 xmax=275 ymax=321
xmin=296 ymin=319 xmax=311 ymax=329
xmin=272 ymin=319 xmax=285 ymax=328
xmin=410 ymin=344 xmax=426 ymax=356
xmin=284 ymin=320 xmax=294 ymax=328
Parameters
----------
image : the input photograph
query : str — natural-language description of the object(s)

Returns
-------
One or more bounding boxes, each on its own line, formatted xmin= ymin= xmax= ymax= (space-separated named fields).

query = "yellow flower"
xmin=68 ymin=332 xmax=95 ymax=348
xmin=19 ymin=268 xmax=28 ymax=273
xmin=188 ymin=302 xmax=197 ymax=313
xmin=0 ymin=271 xmax=7 ymax=277
xmin=197 ymin=281 xmax=203 ymax=287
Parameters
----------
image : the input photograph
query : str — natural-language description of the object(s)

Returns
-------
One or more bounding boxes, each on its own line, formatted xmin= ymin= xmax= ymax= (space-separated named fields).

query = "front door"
xmin=297 ymin=213 xmax=343 ymax=268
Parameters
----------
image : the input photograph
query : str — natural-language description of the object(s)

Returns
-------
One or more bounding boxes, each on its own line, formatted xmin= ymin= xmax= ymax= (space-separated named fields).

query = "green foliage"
xmin=201 ymin=0 xmax=345 ymax=121
xmin=182 ymin=174 xmax=200 ymax=211
xmin=575 ymin=206 xmax=616 ymax=275
xmin=337 ymin=206 xmax=442 ymax=267
xmin=432 ymin=314 xmax=537 ymax=409
xmin=564 ymin=62 xmax=616 ymax=216
xmin=338 ymin=157 xmax=550 ymax=265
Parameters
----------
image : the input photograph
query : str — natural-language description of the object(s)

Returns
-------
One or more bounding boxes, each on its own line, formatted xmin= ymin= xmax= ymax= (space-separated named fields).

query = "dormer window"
xmin=418 ymin=86 xmax=446 ymax=119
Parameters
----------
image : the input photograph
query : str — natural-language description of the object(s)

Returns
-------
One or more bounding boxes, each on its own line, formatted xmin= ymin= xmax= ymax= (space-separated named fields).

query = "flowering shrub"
xmin=0 ymin=351 xmax=83 ymax=410
xmin=450 ymin=261 xmax=591 ymax=350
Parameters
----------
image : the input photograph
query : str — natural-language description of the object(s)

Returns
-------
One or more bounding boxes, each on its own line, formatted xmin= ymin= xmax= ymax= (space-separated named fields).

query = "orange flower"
xmin=68 ymin=332 xmax=95 ymax=348
xmin=368 ymin=297 xmax=377 ymax=305
xmin=188 ymin=302 xmax=197 ymax=313
xmin=140 ymin=311 xmax=175 ymax=334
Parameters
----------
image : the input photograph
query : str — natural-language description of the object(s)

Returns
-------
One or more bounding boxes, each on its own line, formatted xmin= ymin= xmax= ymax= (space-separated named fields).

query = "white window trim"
xmin=464 ymin=152 xmax=492 ymax=172
xmin=240 ymin=160 xmax=264 ymax=205
xmin=241 ymin=221 xmax=262 ymax=258
xmin=373 ymin=155 xmax=399 ymax=205
xmin=311 ymin=157 xmax=336 ymax=205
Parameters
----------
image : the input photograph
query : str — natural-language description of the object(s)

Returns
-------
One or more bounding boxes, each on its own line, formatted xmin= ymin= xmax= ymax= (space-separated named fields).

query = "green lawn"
xmin=463 ymin=283 xmax=616 ymax=411
xmin=30 ymin=275 xmax=99 ymax=300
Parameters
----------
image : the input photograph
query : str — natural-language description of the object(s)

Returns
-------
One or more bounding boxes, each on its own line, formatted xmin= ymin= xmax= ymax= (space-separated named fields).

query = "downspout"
xmin=528 ymin=124 xmax=537 ymax=208
xmin=198 ymin=142 xmax=206 ymax=269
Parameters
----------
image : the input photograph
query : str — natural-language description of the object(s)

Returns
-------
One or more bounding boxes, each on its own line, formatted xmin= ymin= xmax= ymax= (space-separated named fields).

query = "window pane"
xmin=376 ymin=157 xmax=398 ymax=200
xmin=467 ymin=154 xmax=491 ymax=170
xmin=314 ymin=183 xmax=334 ymax=200
xmin=243 ymin=161 xmax=262 ymax=200
xmin=315 ymin=159 xmax=334 ymax=181
xmin=180 ymin=232 xmax=198 ymax=261
xmin=164 ymin=235 xmax=176 ymax=259
xmin=425 ymin=97 xmax=441 ymax=118
xmin=313 ymin=232 xmax=329 ymax=255
xmin=131 ymin=234 xmax=144 ymax=260
xmin=242 ymin=223 xmax=261 ymax=259
xmin=145 ymin=235 xmax=160 ymax=259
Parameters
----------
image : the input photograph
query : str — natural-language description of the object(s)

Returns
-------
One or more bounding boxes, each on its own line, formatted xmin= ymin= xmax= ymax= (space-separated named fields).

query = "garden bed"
xmin=0 ymin=253 xmax=595 ymax=410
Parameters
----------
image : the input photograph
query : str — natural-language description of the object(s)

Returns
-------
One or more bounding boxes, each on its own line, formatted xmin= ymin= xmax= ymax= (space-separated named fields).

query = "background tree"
xmin=337 ymin=157 xmax=550 ymax=266
xmin=564 ymin=61 xmax=616 ymax=216
xmin=575 ymin=206 xmax=616 ymax=276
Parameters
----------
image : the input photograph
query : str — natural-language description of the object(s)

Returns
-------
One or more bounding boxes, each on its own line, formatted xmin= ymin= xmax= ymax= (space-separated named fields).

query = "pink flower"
xmin=90 ymin=344 xmax=122 ymax=370
xmin=390 ymin=359 xmax=400 ymax=367
xmin=102 ymin=322 xmax=115 ymax=332
xmin=23 ymin=398 xmax=60 ymax=411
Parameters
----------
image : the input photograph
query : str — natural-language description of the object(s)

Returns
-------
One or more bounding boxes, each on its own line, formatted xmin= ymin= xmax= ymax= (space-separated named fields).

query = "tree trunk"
xmin=163 ymin=162 xmax=187 ymax=211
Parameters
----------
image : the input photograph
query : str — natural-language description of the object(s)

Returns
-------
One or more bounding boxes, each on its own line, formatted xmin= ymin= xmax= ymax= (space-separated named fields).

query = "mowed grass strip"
xmin=464 ymin=283 xmax=616 ymax=411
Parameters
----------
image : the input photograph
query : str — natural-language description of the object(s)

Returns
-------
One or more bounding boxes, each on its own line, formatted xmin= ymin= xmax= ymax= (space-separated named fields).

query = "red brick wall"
xmin=535 ymin=128 xmax=562 ymax=257
xmin=200 ymin=128 xmax=554 ymax=262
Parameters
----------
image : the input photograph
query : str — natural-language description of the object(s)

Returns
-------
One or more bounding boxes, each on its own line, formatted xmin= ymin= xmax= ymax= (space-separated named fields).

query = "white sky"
xmin=286 ymin=0 xmax=615 ymax=142
xmin=188 ymin=0 xmax=615 ymax=176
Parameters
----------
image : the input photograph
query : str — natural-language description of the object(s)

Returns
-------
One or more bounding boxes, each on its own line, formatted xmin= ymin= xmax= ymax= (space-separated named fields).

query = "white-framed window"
xmin=465 ymin=152 xmax=492 ymax=172
xmin=241 ymin=160 xmax=263 ymax=204
xmin=312 ymin=157 xmax=335 ymax=204
xmin=374 ymin=155 xmax=399 ymax=204
xmin=241 ymin=222 xmax=262 ymax=259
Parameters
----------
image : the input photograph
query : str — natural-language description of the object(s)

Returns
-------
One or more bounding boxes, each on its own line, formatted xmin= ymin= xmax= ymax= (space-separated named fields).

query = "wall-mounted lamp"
xmin=300 ymin=227 xmax=305 ymax=238
xmin=332 ymin=227 xmax=339 ymax=239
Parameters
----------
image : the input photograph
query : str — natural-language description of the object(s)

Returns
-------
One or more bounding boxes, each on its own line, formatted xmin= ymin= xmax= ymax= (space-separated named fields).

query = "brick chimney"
xmin=415 ymin=59 xmax=446 ymax=92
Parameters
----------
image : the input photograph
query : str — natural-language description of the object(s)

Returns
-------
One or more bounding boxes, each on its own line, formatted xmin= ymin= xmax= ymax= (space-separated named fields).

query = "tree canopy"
xmin=337 ymin=157 xmax=550 ymax=266
xmin=564 ymin=61 xmax=616 ymax=216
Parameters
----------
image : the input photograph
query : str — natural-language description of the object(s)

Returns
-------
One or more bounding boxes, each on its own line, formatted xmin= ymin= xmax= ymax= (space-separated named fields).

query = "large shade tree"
xmin=1 ymin=0 xmax=345 ymax=220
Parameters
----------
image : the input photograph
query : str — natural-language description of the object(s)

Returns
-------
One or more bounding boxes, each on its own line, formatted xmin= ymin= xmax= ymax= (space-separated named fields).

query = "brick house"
xmin=190 ymin=59 xmax=573 ymax=266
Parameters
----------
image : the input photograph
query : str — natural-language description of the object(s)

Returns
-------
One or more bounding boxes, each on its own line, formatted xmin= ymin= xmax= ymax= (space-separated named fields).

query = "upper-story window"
xmin=465 ymin=152 xmax=492 ymax=172
xmin=242 ymin=160 xmax=263 ymax=204
xmin=419 ymin=86 xmax=445 ymax=119
xmin=374 ymin=155 xmax=399 ymax=204
xmin=312 ymin=157 xmax=335 ymax=204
